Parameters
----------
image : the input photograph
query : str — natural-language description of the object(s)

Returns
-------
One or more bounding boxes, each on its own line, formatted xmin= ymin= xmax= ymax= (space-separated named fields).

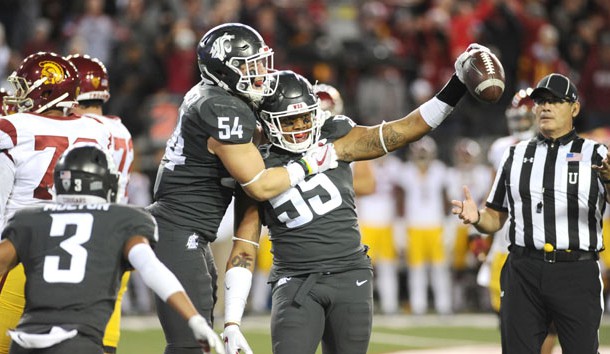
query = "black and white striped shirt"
xmin=486 ymin=130 xmax=607 ymax=252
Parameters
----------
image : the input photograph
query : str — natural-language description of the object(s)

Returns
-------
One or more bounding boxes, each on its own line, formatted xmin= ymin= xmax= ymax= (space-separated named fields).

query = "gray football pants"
xmin=270 ymin=268 xmax=373 ymax=354
xmin=154 ymin=223 xmax=218 ymax=354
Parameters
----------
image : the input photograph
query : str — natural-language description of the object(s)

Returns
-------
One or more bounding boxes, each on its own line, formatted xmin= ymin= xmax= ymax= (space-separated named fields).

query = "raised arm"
xmin=334 ymin=44 xmax=497 ymax=162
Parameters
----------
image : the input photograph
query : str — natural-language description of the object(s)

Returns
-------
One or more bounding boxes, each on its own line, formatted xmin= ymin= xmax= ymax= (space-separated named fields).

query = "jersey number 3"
xmin=43 ymin=213 xmax=93 ymax=284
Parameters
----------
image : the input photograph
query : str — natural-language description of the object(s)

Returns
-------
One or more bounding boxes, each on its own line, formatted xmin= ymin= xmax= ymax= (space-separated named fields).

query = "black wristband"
xmin=472 ymin=210 xmax=481 ymax=226
xmin=296 ymin=159 xmax=311 ymax=175
xmin=602 ymin=178 xmax=610 ymax=184
xmin=436 ymin=74 xmax=467 ymax=107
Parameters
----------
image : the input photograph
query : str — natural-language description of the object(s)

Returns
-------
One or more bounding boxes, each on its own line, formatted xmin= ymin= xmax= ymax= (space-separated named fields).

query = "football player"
xmin=146 ymin=23 xmax=337 ymax=353
xmin=222 ymin=44 xmax=491 ymax=354
xmin=0 ymin=52 xmax=114 ymax=354
xmin=67 ymin=54 xmax=135 ymax=354
xmin=0 ymin=143 xmax=224 ymax=354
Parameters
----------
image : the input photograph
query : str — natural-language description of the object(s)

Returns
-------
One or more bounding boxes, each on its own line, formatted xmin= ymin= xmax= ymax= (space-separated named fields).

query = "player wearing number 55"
xmin=0 ymin=143 xmax=224 ymax=354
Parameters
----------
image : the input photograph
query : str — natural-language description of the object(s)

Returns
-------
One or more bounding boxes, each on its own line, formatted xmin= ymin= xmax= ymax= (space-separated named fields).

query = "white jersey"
xmin=394 ymin=160 xmax=448 ymax=227
xmin=488 ymin=135 xmax=523 ymax=170
xmin=0 ymin=112 xmax=112 ymax=228
xmin=446 ymin=163 xmax=493 ymax=207
xmin=356 ymin=154 xmax=402 ymax=226
xmin=84 ymin=113 xmax=133 ymax=204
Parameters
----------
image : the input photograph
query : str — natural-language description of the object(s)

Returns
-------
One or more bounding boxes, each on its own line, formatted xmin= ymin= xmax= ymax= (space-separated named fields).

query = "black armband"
xmin=436 ymin=74 xmax=467 ymax=107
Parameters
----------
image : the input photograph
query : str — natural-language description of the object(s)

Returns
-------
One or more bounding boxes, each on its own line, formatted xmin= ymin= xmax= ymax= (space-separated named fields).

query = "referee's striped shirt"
xmin=486 ymin=130 xmax=607 ymax=252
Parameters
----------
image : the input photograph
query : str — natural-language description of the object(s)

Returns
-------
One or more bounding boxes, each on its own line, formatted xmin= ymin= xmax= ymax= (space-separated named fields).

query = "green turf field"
xmin=117 ymin=314 xmax=610 ymax=353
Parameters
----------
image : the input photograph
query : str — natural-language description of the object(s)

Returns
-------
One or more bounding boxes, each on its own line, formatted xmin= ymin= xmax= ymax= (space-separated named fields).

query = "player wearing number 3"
xmin=222 ymin=43 xmax=497 ymax=354
xmin=0 ymin=143 xmax=223 ymax=354
xmin=0 ymin=52 xmax=113 ymax=354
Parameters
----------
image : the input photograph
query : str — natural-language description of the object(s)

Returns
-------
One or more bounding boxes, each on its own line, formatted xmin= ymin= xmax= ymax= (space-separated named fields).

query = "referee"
xmin=453 ymin=73 xmax=608 ymax=354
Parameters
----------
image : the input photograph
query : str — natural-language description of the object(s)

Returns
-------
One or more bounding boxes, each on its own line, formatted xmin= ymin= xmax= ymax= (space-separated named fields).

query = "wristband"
xmin=472 ymin=210 xmax=481 ymax=226
xmin=286 ymin=162 xmax=306 ymax=187
xmin=601 ymin=178 xmax=610 ymax=184
xmin=436 ymin=74 xmax=467 ymax=107
xmin=297 ymin=158 xmax=313 ymax=175
xmin=420 ymin=97 xmax=453 ymax=129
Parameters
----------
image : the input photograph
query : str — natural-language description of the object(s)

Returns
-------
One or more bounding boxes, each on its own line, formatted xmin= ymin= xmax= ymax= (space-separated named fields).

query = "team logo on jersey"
xmin=39 ymin=60 xmax=66 ymax=84
xmin=186 ymin=233 xmax=198 ymax=250
xmin=210 ymin=33 xmax=235 ymax=61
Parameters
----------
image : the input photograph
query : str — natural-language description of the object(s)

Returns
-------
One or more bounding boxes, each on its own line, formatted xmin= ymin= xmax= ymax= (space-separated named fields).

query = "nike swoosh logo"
xmin=356 ymin=280 xmax=368 ymax=287
xmin=315 ymin=147 xmax=328 ymax=166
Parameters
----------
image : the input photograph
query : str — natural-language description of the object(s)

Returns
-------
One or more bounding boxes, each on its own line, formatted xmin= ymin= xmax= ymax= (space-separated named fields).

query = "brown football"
xmin=463 ymin=50 xmax=505 ymax=103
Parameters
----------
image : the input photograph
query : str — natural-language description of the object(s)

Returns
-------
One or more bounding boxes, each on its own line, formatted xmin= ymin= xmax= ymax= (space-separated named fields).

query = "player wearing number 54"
xmin=0 ymin=143 xmax=224 ymax=354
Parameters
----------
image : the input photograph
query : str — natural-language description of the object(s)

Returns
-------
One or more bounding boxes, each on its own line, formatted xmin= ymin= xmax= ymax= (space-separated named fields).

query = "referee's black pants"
xmin=499 ymin=251 xmax=603 ymax=354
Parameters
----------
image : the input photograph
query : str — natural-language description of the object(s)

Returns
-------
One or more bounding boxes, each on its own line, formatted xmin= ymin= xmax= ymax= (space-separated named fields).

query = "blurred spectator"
xmin=63 ymin=0 xmax=114 ymax=63
xmin=356 ymin=64 xmax=407 ymax=126
xmin=518 ymin=23 xmax=570 ymax=88
xmin=579 ymin=31 xmax=610 ymax=130
xmin=21 ymin=18 xmax=57 ymax=56
xmin=163 ymin=20 xmax=197 ymax=95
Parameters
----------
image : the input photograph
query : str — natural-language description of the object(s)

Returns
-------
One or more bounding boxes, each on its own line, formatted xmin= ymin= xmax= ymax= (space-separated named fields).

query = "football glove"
xmin=298 ymin=139 xmax=338 ymax=175
xmin=188 ymin=315 xmax=225 ymax=354
xmin=222 ymin=324 xmax=253 ymax=354
xmin=454 ymin=43 xmax=492 ymax=83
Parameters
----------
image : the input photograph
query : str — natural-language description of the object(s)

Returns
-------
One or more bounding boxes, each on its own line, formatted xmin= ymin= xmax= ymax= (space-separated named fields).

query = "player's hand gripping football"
xmin=454 ymin=43 xmax=492 ymax=83
xmin=299 ymin=139 xmax=338 ymax=175
xmin=222 ymin=324 xmax=253 ymax=354
xmin=188 ymin=315 xmax=225 ymax=354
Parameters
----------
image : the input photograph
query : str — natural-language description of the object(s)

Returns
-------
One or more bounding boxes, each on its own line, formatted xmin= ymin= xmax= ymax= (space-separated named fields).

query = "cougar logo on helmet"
xmin=39 ymin=61 xmax=65 ymax=84
xmin=210 ymin=33 xmax=235 ymax=61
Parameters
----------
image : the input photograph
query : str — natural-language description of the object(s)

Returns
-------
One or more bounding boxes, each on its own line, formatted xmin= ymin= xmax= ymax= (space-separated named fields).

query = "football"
xmin=463 ymin=50 xmax=505 ymax=103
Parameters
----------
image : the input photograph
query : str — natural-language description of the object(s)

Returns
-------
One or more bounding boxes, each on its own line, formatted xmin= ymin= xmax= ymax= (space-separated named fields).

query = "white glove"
xmin=454 ymin=43 xmax=493 ymax=83
xmin=299 ymin=140 xmax=338 ymax=175
xmin=188 ymin=315 xmax=225 ymax=354
xmin=222 ymin=324 xmax=253 ymax=354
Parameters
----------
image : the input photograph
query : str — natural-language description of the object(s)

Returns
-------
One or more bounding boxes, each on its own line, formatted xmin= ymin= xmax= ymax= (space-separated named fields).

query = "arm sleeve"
xmin=127 ymin=243 xmax=184 ymax=301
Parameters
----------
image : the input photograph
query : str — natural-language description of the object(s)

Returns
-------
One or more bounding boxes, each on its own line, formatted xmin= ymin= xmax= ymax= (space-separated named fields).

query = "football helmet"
xmin=453 ymin=137 xmax=481 ymax=167
xmin=66 ymin=54 xmax=110 ymax=102
xmin=506 ymin=88 xmax=535 ymax=139
xmin=0 ymin=87 xmax=14 ymax=115
xmin=5 ymin=52 xmax=79 ymax=114
xmin=54 ymin=143 xmax=119 ymax=203
xmin=313 ymin=83 xmax=344 ymax=116
xmin=197 ymin=23 xmax=277 ymax=106
xmin=408 ymin=135 xmax=437 ymax=162
xmin=258 ymin=71 xmax=324 ymax=153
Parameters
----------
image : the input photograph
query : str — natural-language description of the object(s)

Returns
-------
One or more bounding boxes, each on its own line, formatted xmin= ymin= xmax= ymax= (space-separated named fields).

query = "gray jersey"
xmin=262 ymin=116 xmax=372 ymax=281
xmin=149 ymin=83 xmax=258 ymax=241
xmin=2 ymin=204 xmax=157 ymax=340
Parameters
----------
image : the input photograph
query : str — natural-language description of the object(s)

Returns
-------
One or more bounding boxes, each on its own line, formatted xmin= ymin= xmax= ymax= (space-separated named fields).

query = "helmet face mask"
xmin=5 ymin=52 xmax=79 ymax=114
xmin=54 ymin=143 xmax=119 ymax=204
xmin=197 ymin=23 xmax=277 ymax=106
xmin=259 ymin=71 xmax=324 ymax=153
